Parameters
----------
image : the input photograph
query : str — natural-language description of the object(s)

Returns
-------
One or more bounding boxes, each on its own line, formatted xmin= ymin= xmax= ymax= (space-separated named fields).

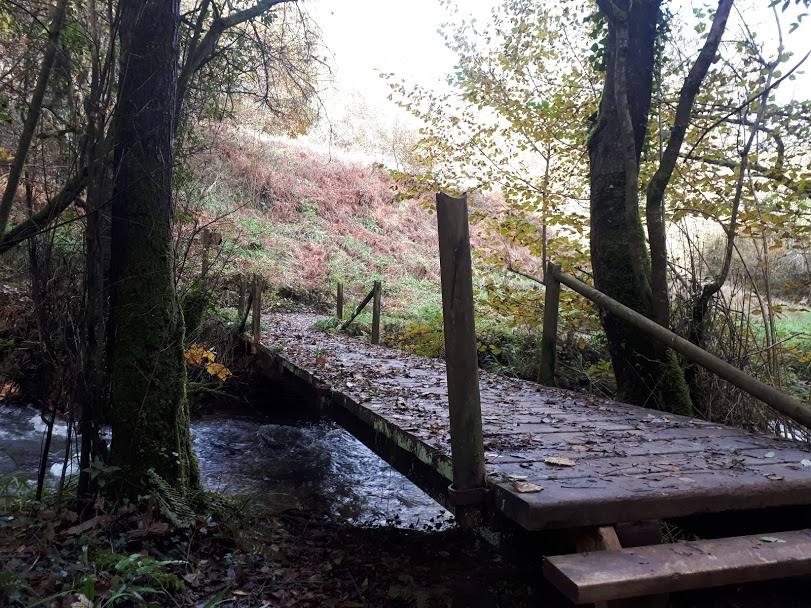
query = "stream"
xmin=0 ymin=404 xmax=450 ymax=528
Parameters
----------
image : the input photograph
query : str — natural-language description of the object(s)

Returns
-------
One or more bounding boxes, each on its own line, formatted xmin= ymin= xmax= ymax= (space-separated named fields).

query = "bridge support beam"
xmin=436 ymin=192 xmax=486 ymax=526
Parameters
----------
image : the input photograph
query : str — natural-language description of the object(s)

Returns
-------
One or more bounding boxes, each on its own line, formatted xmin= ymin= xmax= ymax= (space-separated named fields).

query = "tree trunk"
xmin=588 ymin=0 xmax=692 ymax=415
xmin=108 ymin=0 xmax=199 ymax=494
xmin=78 ymin=140 xmax=112 ymax=495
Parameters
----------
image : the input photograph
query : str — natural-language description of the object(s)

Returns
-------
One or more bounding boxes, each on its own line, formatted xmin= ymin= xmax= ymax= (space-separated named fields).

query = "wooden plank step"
xmin=544 ymin=529 xmax=811 ymax=604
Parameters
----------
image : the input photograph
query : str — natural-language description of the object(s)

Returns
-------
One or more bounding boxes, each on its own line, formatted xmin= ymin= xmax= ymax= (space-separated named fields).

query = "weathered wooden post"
xmin=336 ymin=282 xmax=344 ymax=320
xmin=200 ymin=228 xmax=212 ymax=282
xmin=251 ymin=274 xmax=262 ymax=353
xmin=435 ymin=192 xmax=486 ymax=526
xmin=371 ymin=280 xmax=381 ymax=345
xmin=539 ymin=261 xmax=561 ymax=386
xmin=237 ymin=273 xmax=247 ymax=319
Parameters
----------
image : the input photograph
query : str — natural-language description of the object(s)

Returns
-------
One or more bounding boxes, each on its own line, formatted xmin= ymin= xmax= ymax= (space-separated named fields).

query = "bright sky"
xmin=302 ymin=0 xmax=810 ymax=155
xmin=305 ymin=0 xmax=495 ymax=134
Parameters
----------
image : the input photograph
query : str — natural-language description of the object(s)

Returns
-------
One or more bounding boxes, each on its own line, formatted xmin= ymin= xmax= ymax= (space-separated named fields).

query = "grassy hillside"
xmin=190 ymin=129 xmax=445 ymax=318
xmin=183 ymin=128 xmax=579 ymax=383
xmin=186 ymin=129 xmax=809 ymax=406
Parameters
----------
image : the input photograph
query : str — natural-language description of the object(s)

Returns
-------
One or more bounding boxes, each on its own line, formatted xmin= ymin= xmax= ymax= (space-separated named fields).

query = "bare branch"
xmin=176 ymin=0 xmax=297 ymax=115
xmin=0 ymin=0 xmax=69 ymax=236
xmin=645 ymin=0 xmax=733 ymax=326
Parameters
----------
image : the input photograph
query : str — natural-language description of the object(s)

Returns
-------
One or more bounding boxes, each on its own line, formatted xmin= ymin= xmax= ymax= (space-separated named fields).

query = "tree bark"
xmin=589 ymin=0 xmax=692 ymax=415
xmin=108 ymin=0 xmax=198 ymax=493
xmin=79 ymin=139 xmax=112 ymax=495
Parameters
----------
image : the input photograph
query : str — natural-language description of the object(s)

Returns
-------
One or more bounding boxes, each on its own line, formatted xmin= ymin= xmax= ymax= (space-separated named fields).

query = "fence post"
xmin=238 ymin=273 xmax=247 ymax=319
xmin=337 ymin=282 xmax=344 ymax=320
xmin=200 ymin=228 xmax=211 ymax=282
xmin=539 ymin=262 xmax=561 ymax=386
xmin=251 ymin=274 xmax=262 ymax=353
xmin=435 ymin=192 xmax=486 ymax=526
xmin=371 ymin=280 xmax=381 ymax=345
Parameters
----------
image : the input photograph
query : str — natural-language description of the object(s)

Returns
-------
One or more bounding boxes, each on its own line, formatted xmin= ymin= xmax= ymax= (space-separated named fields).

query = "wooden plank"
xmin=257 ymin=313 xmax=811 ymax=532
xmin=544 ymin=529 xmax=811 ymax=604
xmin=436 ymin=192 xmax=486 ymax=519
xmin=491 ymin=467 xmax=811 ymax=530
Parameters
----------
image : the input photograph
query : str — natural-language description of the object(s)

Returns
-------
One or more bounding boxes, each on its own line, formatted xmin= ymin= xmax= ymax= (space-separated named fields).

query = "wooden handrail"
xmin=540 ymin=262 xmax=811 ymax=430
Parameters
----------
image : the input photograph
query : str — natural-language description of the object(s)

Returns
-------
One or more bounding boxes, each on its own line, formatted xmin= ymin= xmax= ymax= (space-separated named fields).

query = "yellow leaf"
xmin=544 ymin=456 xmax=576 ymax=467
xmin=205 ymin=362 xmax=232 ymax=382
xmin=184 ymin=344 xmax=205 ymax=366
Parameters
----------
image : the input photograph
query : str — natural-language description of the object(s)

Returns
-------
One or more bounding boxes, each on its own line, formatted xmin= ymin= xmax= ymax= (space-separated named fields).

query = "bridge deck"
xmin=259 ymin=313 xmax=811 ymax=531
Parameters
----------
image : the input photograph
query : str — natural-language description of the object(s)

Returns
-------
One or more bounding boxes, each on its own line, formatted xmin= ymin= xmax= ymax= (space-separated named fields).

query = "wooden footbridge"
xmin=244 ymin=194 xmax=811 ymax=605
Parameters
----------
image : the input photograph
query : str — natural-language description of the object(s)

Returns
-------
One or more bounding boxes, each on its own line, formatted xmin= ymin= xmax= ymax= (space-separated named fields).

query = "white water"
xmin=0 ymin=405 xmax=449 ymax=527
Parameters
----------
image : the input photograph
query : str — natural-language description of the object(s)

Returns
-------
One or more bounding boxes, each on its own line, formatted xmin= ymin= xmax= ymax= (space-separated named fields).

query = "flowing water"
xmin=0 ymin=404 xmax=449 ymax=528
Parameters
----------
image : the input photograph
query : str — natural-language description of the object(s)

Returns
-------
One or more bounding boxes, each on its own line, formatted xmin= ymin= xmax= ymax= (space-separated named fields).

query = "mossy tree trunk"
xmin=588 ymin=0 xmax=692 ymax=416
xmin=108 ymin=0 xmax=199 ymax=494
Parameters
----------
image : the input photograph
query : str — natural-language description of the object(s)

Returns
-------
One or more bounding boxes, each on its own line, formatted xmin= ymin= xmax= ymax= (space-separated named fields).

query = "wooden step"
xmin=544 ymin=529 xmax=811 ymax=605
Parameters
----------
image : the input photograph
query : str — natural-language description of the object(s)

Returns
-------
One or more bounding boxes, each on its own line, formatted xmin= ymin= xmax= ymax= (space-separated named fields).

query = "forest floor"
xmin=4 ymin=490 xmax=811 ymax=607
xmin=0 ymin=491 xmax=542 ymax=607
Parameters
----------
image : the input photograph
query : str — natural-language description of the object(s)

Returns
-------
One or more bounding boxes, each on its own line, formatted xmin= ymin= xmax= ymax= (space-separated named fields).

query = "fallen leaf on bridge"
xmin=512 ymin=481 xmax=543 ymax=493
xmin=544 ymin=456 xmax=576 ymax=467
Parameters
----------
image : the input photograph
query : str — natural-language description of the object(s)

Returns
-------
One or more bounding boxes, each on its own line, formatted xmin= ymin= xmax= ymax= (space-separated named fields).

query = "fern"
xmin=146 ymin=469 xmax=196 ymax=528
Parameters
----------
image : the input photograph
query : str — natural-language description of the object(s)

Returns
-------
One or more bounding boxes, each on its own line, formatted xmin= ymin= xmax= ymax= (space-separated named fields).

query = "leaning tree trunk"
xmin=588 ymin=0 xmax=692 ymax=415
xmin=108 ymin=0 xmax=199 ymax=494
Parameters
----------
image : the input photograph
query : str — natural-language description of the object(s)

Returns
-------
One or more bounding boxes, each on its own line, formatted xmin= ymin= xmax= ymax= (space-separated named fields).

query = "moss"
xmin=0 ymin=571 xmax=22 ymax=594
xmin=92 ymin=550 xmax=127 ymax=571
xmin=181 ymin=283 xmax=213 ymax=338
xmin=108 ymin=239 xmax=199 ymax=496
xmin=657 ymin=350 xmax=693 ymax=417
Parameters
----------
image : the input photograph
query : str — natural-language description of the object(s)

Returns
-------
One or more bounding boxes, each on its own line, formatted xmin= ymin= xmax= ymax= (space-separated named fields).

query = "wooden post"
xmin=200 ymin=228 xmax=211 ymax=282
xmin=238 ymin=273 xmax=247 ymax=319
xmin=435 ymin=192 xmax=486 ymax=524
xmin=251 ymin=274 xmax=262 ymax=353
xmin=539 ymin=262 xmax=561 ymax=386
xmin=337 ymin=282 xmax=344 ymax=320
xmin=371 ymin=280 xmax=381 ymax=345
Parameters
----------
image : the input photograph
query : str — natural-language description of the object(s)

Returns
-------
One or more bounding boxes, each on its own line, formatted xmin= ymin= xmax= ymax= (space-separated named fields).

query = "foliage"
xmin=185 ymin=344 xmax=233 ymax=382
xmin=0 ymin=0 xmax=325 ymax=495
xmin=385 ymin=0 xmax=811 ymax=419
xmin=386 ymin=0 xmax=596 ymax=278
